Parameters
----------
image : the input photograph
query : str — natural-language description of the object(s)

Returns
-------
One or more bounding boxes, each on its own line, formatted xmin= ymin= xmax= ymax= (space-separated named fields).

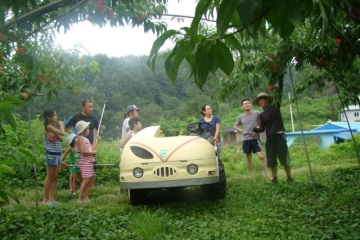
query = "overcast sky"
xmin=55 ymin=0 xmax=197 ymax=57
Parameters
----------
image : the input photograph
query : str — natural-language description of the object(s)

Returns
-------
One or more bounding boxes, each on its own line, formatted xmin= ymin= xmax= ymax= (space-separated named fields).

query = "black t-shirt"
xmin=65 ymin=113 xmax=99 ymax=144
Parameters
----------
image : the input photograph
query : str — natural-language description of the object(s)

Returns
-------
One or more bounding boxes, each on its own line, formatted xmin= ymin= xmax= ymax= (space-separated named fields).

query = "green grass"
xmin=1 ymin=138 xmax=360 ymax=239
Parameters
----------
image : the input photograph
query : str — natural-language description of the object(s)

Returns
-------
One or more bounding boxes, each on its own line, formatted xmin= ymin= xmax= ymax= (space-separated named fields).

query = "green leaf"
xmin=165 ymin=46 xmax=180 ymax=83
xmin=224 ymin=34 xmax=242 ymax=55
xmin=18 ymin=148 xmax=38 ymax=164
xmin=148 ymin=30 xmax=179 ymax=71
xmin=192 ymin=42 xmax=212 ymax=90
xmin=269 ymin=0 xmax=286 ymax=13
xmin=207 ymin=45 xmax=218 ymax=75
xmin=0 ymin=165 xmax=15 ymax=174
xmin=217 ymin=0 xmax=241 ymax=37
xmin=285 ymin=0 xmax=302 ymax=27
xmin=237 ymin=0 xmax=255 ymax=28
xmin=190 ymin=0 xmax=213 ymax=36
xmin=215 ymin=41 xmax=234 ymax=76
xmin=0 ymin=190 xmax=10 ymax=204
xmin=0 ymin=188 xmax=19 ymax=204
xmin=0 ymin=159 xmax=18 ymax=165
xmin=168 ymin=45 xmax=186 ymax=83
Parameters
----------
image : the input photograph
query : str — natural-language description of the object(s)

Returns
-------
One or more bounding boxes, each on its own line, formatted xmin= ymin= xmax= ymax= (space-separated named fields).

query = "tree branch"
xmin=5 ymin=0 xmax=77 ymax=29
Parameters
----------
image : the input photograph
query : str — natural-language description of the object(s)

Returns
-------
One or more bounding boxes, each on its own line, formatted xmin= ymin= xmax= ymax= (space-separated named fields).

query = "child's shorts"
xmin=45 ymin=154 xmax=62 ymax=166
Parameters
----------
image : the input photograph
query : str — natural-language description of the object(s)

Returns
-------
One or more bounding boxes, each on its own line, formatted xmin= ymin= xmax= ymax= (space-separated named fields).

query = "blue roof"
xmin=333 ymin=132 xmax=353 ymax=140
xmin=312 ymin=122 xmax=360 ymax=132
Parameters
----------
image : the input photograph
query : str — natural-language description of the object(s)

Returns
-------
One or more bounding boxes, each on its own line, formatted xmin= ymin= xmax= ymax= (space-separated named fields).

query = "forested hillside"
xmin=15 ymin=54 xmax=342 ymax=140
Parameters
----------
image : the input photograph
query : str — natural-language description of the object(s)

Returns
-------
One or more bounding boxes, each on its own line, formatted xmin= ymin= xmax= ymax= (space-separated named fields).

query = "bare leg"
xmin=284 ymin=165 xmax=291 ymax=177
xmin=78 ymin=178 xmax=90 ymax=202
xmin=90 ymin=174 xmax=95 ymax=189
xmin=43 ymin=166 xmax=58 ymax=204
xmin=84 ymin=184 xmax=90 ymax=201
xmin=246 ymin=153 xmax=253 ymax=176
xmin=271 ymin=166 xmax=277 ymax=178
xmin=71 ymin=173 xmax=79 ymax=194
xmin=49 ymin=165 xmax=59 ymax=202
xmin=69 ymin=173 xmax=73 ymax=193
xmin=256 ymin=152 xmax=271 ymax=178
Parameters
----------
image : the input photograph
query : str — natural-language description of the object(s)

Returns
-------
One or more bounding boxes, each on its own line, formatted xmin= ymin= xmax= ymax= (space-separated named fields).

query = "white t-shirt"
xmin=121 ymin=118 xmax=130 ymax=140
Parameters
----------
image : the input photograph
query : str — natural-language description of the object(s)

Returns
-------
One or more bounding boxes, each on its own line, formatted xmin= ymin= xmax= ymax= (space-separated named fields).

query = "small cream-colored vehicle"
xmin=119 ymin=122 xmax=226 ymax=205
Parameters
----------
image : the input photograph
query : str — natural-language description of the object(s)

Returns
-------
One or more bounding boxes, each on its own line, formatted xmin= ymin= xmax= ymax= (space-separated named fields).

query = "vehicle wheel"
xmin=128 ymin=189 xmax=148 ymax=205
xmin=202 ymin=159 xmax=226 ymax=199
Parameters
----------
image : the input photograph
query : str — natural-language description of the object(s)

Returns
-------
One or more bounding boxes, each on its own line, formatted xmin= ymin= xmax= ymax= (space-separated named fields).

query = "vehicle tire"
xmin=201 ymin=159 xmax=226 ymax=199
xmin=128 ymin=189 xmax=148 ymax=205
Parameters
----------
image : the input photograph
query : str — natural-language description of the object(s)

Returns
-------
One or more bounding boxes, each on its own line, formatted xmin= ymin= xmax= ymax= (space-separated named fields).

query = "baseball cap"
xmin=126 ymin=105 xmax=141 ymax=113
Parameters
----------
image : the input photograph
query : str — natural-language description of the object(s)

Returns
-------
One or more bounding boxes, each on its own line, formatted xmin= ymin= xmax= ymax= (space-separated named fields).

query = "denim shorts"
xmin=45 ymin=154 xmax=62 ymax=166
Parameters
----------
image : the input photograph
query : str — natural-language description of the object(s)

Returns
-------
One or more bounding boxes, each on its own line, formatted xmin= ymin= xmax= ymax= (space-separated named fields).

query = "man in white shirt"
xmin=120 ymin=105 xmax=141 ymax=154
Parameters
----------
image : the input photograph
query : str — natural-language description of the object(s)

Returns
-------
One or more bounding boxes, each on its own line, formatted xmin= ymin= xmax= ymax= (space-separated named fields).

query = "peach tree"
xmin=149 ymin=0 xmax=360 ymax=106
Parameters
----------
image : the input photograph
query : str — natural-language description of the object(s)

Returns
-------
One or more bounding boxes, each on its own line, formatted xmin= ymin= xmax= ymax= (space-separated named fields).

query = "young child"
xmin=120 ymin=117 xmax=142 ymax=148
xmin=43 ymin=109 xmax=65 ymax=206
xmin=62 ymin=133 xmax=81 ymax=195
xmin=75 ymin=120 xmax=96 ymax=203
xmin=119 ymin=118 xmax=142 ymax=194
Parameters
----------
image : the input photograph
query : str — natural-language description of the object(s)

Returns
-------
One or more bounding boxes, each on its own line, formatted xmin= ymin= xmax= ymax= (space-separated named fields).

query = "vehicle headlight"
xmin=187 ymin=164 xmax=198 ymax=175
xmin=133 ymin=168 xmax=143 ymax=178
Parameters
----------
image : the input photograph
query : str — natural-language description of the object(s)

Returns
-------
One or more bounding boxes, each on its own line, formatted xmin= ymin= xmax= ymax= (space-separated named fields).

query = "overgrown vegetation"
xmin=0 ymin=131 xmax=359 ymax=239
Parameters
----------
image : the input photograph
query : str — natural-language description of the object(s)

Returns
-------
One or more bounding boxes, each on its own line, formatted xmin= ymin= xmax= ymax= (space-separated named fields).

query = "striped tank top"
xmin=78 ymin=136 xmax=95 ymax=164
xmin=44 ymin=134 xmax=62 ymax=155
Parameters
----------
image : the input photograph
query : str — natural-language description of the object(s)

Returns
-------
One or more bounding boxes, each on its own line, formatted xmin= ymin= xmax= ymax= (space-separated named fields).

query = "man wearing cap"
xmin=120 ymin=105 xmax=141 ymax=154
xmin=252 ymin=92 xmax=293 ymax=184
xmin=65 ymin=100 xmax=99 ymax=188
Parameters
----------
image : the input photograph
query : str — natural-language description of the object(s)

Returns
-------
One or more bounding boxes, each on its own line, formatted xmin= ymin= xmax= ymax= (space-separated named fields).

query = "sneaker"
xmin=287 ymin=177 xmax=294 ymax=183
xmin=271 ymin=178 xmax=278 ymax=185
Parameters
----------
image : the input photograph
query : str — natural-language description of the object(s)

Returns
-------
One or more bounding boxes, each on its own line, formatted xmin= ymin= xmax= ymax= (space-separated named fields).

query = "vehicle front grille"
xmin=153 ymin=166 xmax=177 ymax=178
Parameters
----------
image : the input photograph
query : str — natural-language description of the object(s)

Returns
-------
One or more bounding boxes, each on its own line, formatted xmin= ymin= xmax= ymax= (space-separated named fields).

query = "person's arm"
xmin=78 ymin=137 xmax=97 ymax=156
xmin=253 ymin=115 xmax=265 ymax=133
xmin=46 ymin=121 xmax=65 ymax=141
xmin=62 ymin=147 xmax=72 ymax=162
xmin=233 ymin=116 xmax=242 ymax=133
xmin=120 ymin=133 xmax=132 ymax=148
xmin=214 ymin=122 xmax=221 ymax=142
xmin=64 ymin=116 xmax=74 ymax=134
xmin=233 ymin=124 xmax=242 ymax=133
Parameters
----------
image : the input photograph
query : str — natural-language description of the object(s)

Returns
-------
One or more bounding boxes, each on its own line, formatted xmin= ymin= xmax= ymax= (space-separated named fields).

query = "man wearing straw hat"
xmin=252 ymin=92 xmax=293 ymax=184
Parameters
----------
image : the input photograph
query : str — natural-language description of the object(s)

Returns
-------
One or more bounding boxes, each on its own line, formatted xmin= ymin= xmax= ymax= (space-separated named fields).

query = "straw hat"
xmin=75 ymin=120 xmax=90 ymax=135
xmin=252 ymin=92 xmax=274 ymax=106
xmin=67 ymin=133 xmax=77 ymax=145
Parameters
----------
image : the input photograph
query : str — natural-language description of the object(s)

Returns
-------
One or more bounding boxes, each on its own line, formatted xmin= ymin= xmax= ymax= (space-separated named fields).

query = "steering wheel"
xmin=187 ymin=121 xmax=213 ymax=134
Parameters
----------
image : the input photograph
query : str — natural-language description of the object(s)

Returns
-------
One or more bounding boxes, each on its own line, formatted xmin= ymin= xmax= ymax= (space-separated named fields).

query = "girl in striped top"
xmin=76 ymin=120 xmax=97 ymax=203
xmin=43 ymin=109 xmax=65 ymax=206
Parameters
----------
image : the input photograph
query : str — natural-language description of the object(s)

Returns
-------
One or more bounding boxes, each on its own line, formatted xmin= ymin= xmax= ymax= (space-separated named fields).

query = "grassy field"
xmin=0 ymin=138 xmax=359 ymax=239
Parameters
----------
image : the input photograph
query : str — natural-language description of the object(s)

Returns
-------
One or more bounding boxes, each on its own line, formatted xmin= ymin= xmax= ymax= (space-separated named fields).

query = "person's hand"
xmin=213 ymin=137 xmax=219 ymax=142
xmin=58 ymin=121 xmax=63 ymax=126
xmin=92 ymin=150 xmax=97 ymax=155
